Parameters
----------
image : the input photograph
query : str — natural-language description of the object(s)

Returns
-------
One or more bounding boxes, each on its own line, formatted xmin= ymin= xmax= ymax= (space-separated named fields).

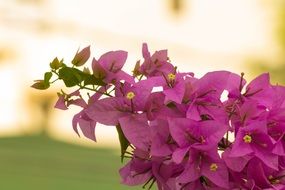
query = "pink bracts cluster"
xmin=41 ymin=44 xmax=285 ymax=189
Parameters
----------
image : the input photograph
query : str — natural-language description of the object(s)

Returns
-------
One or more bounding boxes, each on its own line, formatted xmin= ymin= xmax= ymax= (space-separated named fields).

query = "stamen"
xmin=243 ymin=134 xmax=252 ymax=143
xmin=210 ymin=163 xmax=218 ymax=172
xmin=167 ymin=73 xmax=176 ymax=81
xmin=239 ymin=72 xmax=244 ymax=92
xmin=269 ymin=175 xmax=281 ymax=184
xmin=244 ymin=88 xmax=263 ymax=97
xmin=126 ymin=91 xmax=135 ymax=100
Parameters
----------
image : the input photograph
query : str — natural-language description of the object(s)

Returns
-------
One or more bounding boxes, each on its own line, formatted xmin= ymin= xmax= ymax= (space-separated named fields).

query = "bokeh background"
xmin=0 ymin=0 xmax=284 ymax=189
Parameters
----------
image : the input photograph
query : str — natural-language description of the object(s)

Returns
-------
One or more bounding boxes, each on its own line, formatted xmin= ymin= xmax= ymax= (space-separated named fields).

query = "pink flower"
xmin=42 ymin=44 xmax=285 ymax=189
xmin=92 ymin=50 xmax=134 ymax=84
xmin=140 ymin=43 xmax=175 ymax=78
xmin=229 ymin=121 xmax=278 ymax=170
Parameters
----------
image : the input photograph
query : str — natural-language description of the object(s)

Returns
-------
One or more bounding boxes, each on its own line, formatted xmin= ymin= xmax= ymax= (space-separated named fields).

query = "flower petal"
xmin=119 ymin=114 xmax=151 ymax=151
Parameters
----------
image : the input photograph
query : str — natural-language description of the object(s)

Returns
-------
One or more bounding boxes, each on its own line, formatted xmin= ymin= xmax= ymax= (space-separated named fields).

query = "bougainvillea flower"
xmin=229 ymin=121 xmax=278 ymax=170
xmin=229 ymin=100 xmax=266 ymax=134
xmin=222 ymin=148 xmax=252 ymax=172
xmin=54 ymin=94 xmax=67 ymax=110
xmin=194 ymin=71 xmax=245 ymax=96
xmin=120 ymin=151 xmax=184 ymax=190
xmin=92 ymin=50 xmax=134 ymax=83
xmin=119 ymin=157 xmax=152 ymax=186
xmin=168 ymin=118 xmax=227 ymax=163
xmin=271 ymin=85 xmax=285 ymax=109
xmin=227 ymin=73 xmax=274 ymax=108
xmin=119 ymin=113 xmax=151 ymax=151
xmin=178 ymin=149 xmax=229 ymax=189
xmin=152 ymin=159 xmax=184 ymax=190
xmin=72 ymin=110 xmax=96 ymax=141
xmin=71 ymin=46 xmax=91 ymax=66
xmin=85 ymin=80 xmax=153 ymax=125
xmin=163 ymin=73 xmax=186 ymax=104
xmin=114 ymin=80 xmax=153 ymax=111
xmin=55 ymin=89 xmax=87 ymax=110
xmin=140 ymin=43 xmax=175 ymax=78
xmin=84 ymin=97 xmax=130 ymax=126
xmin=246 ymin=158 xmax=273 ymax=189
xmin=149 ymin=119 xmax=175 ymax=157
xmin=263 ymin=108 xmax=285 ymax=156
xmin=39 ymin=44 xmax=285 ymax=190
xmin=245 ymin=158 xmax=285 ymax=189
xmin=144 ymin=92 xmax=185 ymax=121
xmin=242 ymin=73 xmax=274 ymax=108
xmin=185 ymin=71 xmax=243 ymax=123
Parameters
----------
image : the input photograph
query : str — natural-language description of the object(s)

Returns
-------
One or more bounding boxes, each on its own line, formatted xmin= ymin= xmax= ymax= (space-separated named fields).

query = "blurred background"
xmin=0 ymin=0 xmax=284 ymax=189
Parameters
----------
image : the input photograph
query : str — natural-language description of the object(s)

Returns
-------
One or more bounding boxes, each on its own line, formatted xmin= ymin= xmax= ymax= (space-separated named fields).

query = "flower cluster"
xmin=32 ymin=44 xmax=285 ymax=190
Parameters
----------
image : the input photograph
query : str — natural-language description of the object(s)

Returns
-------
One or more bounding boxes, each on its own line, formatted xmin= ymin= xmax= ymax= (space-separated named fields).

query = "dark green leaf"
xmin=50 ymin=57 xmax=63 ymax=70
xmin=116 ymin=124 xmax=130 ymax=163
xmin=31 ymin=80 xmax=50 ymax=90
xmin=83 ymin=67 xmax=91 ymax=74
xmin=58 ymin=67 xmax=85 ymax=87
xmin=44 ymin=72 xmax=52 ymax=85
xmin=83 ymin=74 xmax=106 ymax=86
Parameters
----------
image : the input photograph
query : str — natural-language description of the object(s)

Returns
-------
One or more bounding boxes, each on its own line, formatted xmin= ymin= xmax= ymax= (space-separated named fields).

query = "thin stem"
xmin=50 ymin=78 xmax=59 ymax=84
xmin=147 ymin=179 xmax=156 ymax=190
xmin=161 ymin=73 xmax=172 ymax=88
xmin=142 ymin=176 xmax=154 ymax=189
xmin=239 ymin=72 xmax=244 ymax=92
xmin=79 ymin=85 xmax=113 ymax=97
xmin=108 ymin=87 xmax=115 ymax=94
xmin=226 ymin=131 xmax=229 ymax=147
xmin=52 ymin=70 xmax=59 ymax=76
xmin=138 ymin=74 xmax=144 ymax=81
xmin=129 ymin=144 xmax=135 ymax=150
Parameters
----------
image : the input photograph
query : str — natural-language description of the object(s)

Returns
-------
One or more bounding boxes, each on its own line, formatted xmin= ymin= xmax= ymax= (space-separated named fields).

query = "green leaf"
xmin=31 ymin=71 xmax=52 ymax=90
xmin=31 ymin=80 xmax=50 ymax=90
xmin=83 ymin=67 xmax=91 ymax=74
xmin=83 ymin=74 xmax=106 ymax=86
xmin=44 ymin=72 xmax=52 ymax=85
xmin=58 ymin=67 xmax=85 ymax=87
xmin=50 ymin=57 xmax=63 ymax=70
xmin=116 ymin=125 xmax=130 ymax=163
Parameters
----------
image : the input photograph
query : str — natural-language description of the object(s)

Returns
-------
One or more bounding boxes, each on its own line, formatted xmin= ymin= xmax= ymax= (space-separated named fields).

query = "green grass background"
xmin=0 ymin=135 xmax=142 ymax=190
